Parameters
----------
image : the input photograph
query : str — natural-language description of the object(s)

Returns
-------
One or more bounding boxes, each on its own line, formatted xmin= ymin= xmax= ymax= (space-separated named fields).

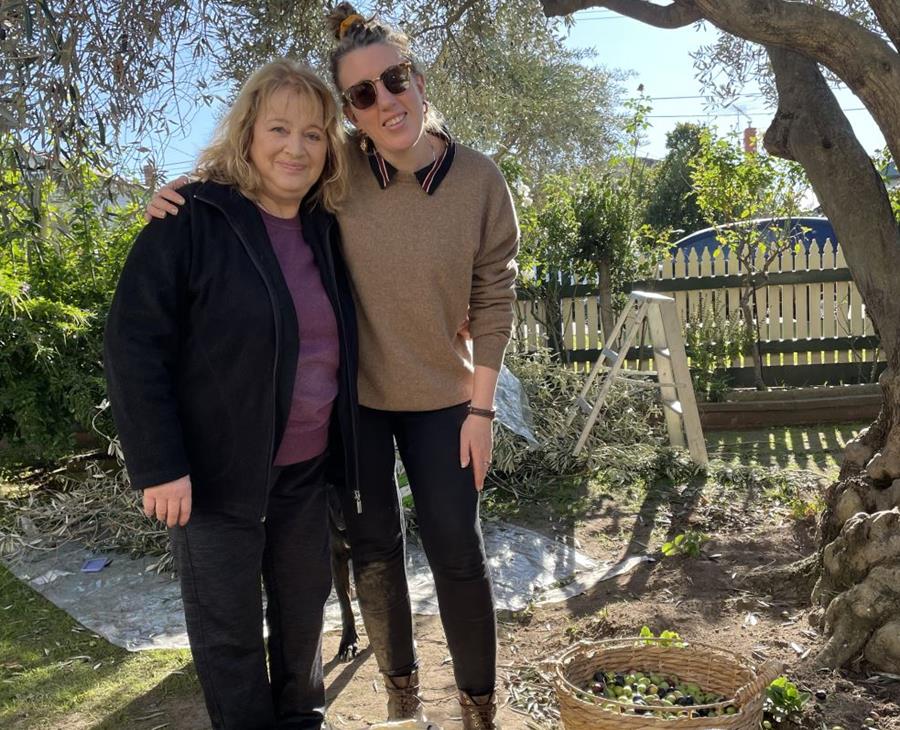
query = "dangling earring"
xmin=359 ymin=131 xmax=372 ymax=154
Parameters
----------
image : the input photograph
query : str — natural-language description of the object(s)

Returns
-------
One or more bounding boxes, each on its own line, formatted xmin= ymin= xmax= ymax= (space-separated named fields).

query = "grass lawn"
xmin=707 ymin=422 xmax=863 ymax=478
xmin=0 ymin=563 xmax=197 ymax=729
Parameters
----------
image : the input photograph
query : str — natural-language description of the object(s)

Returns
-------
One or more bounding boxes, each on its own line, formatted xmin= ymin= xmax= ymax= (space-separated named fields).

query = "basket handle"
xmin=734 ymin=659 xmax=784 ymax=707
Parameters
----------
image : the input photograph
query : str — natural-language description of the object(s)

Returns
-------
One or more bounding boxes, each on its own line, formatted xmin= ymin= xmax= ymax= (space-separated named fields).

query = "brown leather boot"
xmin=383 ymin=669 xmax=425 ymax=721
xmin=459 ymin=690 xmax=498 ymax=730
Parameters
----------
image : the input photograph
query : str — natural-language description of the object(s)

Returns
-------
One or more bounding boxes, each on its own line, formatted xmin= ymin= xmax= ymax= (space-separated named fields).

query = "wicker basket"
xmin=554 ymin=637 xmax=783 ymax=729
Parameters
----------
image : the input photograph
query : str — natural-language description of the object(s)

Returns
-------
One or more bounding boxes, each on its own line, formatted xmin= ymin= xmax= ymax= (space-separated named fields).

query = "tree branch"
xmin=418 ymin=0 xmax=481 ymax=36
xmin=868 ymin=0 xmax=900 ymax=51
xmin=541 ymin=0 xmax=701 ymax=28
xmin=764 ymin=46 xmax=900 ymax=359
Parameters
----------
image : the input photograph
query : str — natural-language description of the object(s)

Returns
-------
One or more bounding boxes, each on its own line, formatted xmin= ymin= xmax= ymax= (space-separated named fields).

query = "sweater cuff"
xmin=473 ymin=332 xmax=510 ymax=371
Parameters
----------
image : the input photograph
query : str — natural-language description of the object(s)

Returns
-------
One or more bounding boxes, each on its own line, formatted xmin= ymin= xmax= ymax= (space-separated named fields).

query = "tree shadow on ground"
xmin=325 ymin=645 xmax=374 ymax=701
xmin=621 ymin=473 xmax=706 ymax=595
xmin=91 ymin=663 xmax=207 ymax=730
xmin=708 ymin=423 xmax=863 ymax=475
xmin=85 ymin=645 xmax=377 ymax=730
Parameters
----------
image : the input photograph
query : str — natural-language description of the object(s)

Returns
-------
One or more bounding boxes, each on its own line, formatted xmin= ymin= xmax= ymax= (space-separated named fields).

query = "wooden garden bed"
xmin=699 ymin=384 xmax=881 ymax=430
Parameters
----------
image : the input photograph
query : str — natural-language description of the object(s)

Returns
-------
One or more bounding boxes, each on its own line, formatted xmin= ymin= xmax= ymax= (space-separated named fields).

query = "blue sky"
xmin=566 ymin=10 xmax=884 ymax=160
xmin=154 ymin=10 xmax=886 ymax=177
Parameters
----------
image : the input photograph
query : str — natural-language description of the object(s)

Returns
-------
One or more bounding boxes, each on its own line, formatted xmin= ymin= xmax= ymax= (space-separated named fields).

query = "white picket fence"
xmin=514 ymin=244 xmax=882 ymax=378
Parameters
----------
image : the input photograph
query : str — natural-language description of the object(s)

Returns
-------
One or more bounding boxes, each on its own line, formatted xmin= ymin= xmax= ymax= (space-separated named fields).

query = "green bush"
xmin=0 ymin=142 xmax=144 ymax=465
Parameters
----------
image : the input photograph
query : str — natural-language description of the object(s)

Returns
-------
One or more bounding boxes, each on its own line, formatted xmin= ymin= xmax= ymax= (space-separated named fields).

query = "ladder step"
xmin=662 ymin=399 xmax=684 ymax=415
xmin=601 ymin=347 xmax=619 ymax=362
xmin=575 ymin=396 xmax=593 ymax=414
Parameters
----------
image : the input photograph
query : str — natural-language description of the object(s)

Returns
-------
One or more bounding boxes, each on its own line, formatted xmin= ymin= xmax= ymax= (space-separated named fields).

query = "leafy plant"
xmin=762 ymin=475 xmax=826 ymax=523
xmin=763 ymin=676 xmax=810 ymax=725
xmin=0 ymin=140 xmax=144 ymax=464
xmin=684 ymin=302 xmax=753 ymax=401
xmin=661 ymin=530 xmax=708 ymax=558
xmin=487 ymin=348 xmax=670 ymax=501
xmin=690 ymin=129 xmax=812 ymax=390
xmin=637 ymin=625 xmax=686 ymax=648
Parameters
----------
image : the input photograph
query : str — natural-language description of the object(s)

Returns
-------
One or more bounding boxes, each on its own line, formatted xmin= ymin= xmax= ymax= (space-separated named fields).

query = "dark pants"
xmin=341 ymin=403 xmax=496 ymax=696
xmin=170 ymin=455 xmax=332 ymax=729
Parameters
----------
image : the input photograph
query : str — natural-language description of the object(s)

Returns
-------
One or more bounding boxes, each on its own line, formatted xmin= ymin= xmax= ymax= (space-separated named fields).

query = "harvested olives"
xmin=583 ymin=668 xmax=739 ymax=719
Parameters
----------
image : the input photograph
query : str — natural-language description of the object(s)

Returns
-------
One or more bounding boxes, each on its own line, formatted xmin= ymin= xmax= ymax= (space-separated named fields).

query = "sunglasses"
xmin=342 ymin=62 xmax=413 ymax=110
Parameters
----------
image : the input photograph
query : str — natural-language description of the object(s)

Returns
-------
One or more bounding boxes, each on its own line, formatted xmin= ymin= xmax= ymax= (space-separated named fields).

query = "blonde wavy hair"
xmin=196 ymin=60 xmax=347 ymax=212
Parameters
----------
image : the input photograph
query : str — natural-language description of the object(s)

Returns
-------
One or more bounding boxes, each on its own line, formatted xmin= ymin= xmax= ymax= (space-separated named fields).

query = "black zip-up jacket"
xmin=104 ymin=181 xmax=359 ymax=520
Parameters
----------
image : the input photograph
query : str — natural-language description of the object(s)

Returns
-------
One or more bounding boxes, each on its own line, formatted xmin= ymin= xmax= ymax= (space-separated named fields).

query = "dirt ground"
xmin=105 ymin=475 xmax=900 ymax=730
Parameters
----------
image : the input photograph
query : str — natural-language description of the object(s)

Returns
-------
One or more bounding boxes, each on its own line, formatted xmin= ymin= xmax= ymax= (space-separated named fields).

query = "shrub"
xmin=0 ymin=144 xmax=144 ymax=464
xmin=684 ymin=302 xmax=752 ymax=401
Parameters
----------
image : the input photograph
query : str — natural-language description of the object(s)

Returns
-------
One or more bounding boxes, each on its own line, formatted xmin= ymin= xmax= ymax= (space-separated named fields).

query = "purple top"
xmin=259 ymin=207 xmax=340 ymax=466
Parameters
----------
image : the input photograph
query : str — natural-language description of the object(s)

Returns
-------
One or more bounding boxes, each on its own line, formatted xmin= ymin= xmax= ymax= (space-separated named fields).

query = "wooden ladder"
xmin=566 ymin=291 xmax=708 ymax=465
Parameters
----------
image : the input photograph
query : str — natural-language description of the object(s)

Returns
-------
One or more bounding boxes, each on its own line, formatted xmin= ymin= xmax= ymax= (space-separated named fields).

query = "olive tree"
xmin=540 ymin=0 xmax=900 ymax=673
xmin=2 ymin=0 xmax=624 ymax=178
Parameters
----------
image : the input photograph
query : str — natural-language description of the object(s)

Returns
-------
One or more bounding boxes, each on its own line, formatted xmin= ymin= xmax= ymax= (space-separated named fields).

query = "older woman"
xmin=104 ymin=60 xmax=358 ymax=730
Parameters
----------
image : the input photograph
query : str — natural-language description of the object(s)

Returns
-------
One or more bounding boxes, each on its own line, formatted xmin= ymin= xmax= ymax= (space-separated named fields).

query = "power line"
xmin=628 ymin=92 xmax=766 ymax=102
xmin=646 ymin=106 xmax=866 ymax=119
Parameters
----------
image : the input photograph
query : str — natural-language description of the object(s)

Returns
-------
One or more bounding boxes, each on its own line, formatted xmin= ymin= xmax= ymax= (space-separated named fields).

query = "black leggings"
xmin=340 ymin=402 xmax=496 ymax=695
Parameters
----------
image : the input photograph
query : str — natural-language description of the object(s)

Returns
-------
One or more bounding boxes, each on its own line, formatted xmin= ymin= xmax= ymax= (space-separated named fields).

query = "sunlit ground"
xmin=707 ymin=423 xmax=864 ymax=478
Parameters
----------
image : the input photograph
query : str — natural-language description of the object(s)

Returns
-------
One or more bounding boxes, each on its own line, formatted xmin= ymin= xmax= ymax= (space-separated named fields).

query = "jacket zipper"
xmin=196 ymin=194 xmax=278 ymax=522
xmin=321 ymin=220 xmax=362 ymax=514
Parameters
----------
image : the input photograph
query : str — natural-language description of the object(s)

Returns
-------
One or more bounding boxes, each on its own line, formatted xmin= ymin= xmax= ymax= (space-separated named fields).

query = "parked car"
xmin=673 ymin=216 xmax=838 ymax=259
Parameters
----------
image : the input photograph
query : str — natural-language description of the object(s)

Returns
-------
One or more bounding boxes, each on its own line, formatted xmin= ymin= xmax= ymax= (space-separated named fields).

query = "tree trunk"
xmin=538 ymin=281 xmax=569 ymax=365
xmin=764 ymin=47 xmax=900 ymax=673
xmin=596 ymin=259 xmax=615 ymax=345
xmin=738 ymin=287 xmax=765 ymax=390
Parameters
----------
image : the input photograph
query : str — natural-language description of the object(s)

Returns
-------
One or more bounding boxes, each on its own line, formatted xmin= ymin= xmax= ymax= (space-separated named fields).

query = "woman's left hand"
xmin=460 ymin=414 xmax=493 ymax=491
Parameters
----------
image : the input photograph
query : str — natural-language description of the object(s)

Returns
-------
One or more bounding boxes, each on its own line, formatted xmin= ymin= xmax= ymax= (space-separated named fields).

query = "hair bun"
xmin=339 ymin=13 xmax=365 ymax=38
xmin=326 ymin=2 xmax=365 ymax=40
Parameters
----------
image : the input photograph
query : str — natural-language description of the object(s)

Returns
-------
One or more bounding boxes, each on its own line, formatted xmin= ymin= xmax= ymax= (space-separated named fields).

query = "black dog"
xmin=327 ymin=486 xmax=359 ymax=661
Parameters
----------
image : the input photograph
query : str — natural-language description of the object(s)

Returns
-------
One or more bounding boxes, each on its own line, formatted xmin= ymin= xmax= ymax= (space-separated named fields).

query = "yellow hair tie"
xmin=339 ymin=14 xmax=365 ymax=38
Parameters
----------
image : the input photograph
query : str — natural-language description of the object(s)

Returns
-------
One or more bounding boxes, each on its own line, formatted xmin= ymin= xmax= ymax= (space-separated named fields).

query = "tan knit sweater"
xmin=337 ymin=140 xmax=519 ymax=411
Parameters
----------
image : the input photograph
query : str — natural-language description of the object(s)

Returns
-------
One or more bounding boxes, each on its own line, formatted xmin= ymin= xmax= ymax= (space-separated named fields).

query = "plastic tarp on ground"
xmin=3 ymin=522 xmax=649 ymax=651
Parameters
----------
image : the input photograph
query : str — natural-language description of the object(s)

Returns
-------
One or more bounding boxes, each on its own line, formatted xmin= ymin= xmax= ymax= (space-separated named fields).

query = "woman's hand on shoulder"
xmin=145 ymin=175 xmax=191 ymax=222
xmin=143 ymin=475 xmax=192 ymax=527
xmin=460 ymin=414 xmax=493 ymax=492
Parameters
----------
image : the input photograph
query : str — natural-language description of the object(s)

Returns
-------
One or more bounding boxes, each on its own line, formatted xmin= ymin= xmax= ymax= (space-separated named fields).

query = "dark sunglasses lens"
xmin=382 ymin=64 xmax=411 ymax=94
xmin=348 ymin=82 xmax=377 ymax=109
